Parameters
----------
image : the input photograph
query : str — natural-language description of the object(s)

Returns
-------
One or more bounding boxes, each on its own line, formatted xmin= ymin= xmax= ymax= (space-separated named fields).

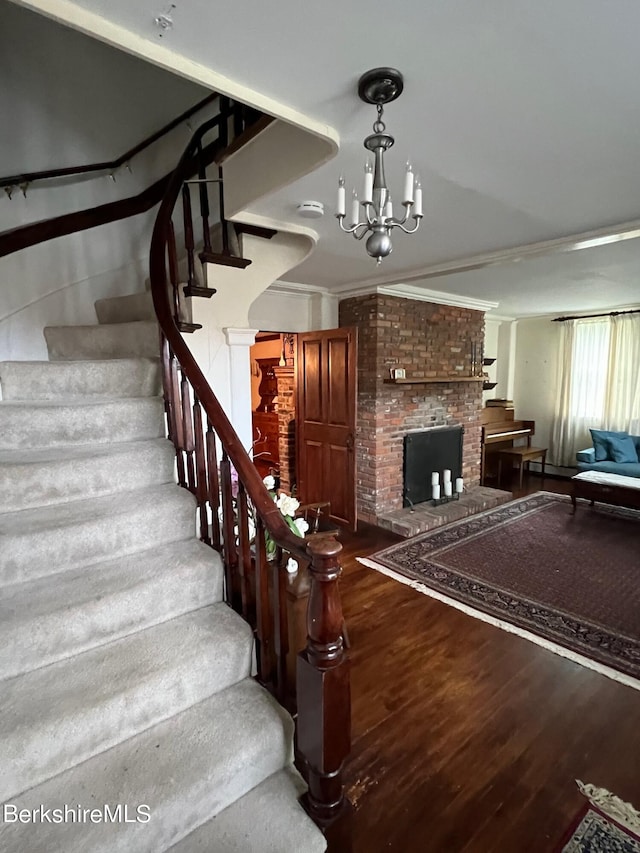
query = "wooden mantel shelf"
xmin=385 ymin=376 xmax=486 ymax=384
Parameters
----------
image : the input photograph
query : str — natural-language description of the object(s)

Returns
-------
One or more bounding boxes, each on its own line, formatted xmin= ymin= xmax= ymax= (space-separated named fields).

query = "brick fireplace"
xmin=339 ymin=293 xmax=485 ymax=525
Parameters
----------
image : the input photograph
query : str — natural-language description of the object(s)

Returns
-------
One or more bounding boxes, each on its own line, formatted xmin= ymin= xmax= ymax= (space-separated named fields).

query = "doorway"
xmin=249 ymin=326 xmax=357 ymax=530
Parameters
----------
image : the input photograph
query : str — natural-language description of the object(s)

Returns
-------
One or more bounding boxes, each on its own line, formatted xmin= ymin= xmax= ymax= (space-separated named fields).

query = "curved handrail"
xmin=0 ymin=94 xmax=218 ymax=190
xmin=149 ymin=115 xmax=309 ymax=562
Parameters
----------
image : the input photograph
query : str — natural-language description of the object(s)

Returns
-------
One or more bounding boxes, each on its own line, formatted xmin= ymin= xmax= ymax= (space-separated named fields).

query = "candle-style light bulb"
xmin=362 ymin=161 xmax=374 ymax=204
xmin=403 ymin=161 xmax=414 ymax=204
xmin=336 ymin=176 xmax=346 ymax=217
xmin=350 ymin=190 xmax=360 ymax=227
xmin=414 ymin=178 xmax=423 ymax=218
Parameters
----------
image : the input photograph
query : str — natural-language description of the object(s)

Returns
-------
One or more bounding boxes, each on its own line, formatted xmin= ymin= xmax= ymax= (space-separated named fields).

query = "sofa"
xmin=576 ymin=428 xmax=640 ymax=478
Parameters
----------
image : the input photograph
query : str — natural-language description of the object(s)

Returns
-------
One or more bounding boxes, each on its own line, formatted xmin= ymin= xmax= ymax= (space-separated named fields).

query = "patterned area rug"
xmin=558 ymin=782 xmax=640 ymax=852
xmin=360 ymin=493 xmax=640 ymax=688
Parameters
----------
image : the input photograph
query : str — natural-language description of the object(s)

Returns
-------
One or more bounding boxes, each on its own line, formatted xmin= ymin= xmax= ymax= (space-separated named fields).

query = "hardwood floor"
xmin=325 ymin=475 xmax=640 ymax=852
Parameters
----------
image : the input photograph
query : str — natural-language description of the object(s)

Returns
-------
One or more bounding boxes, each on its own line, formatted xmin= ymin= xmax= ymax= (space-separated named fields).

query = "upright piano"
xmin=481 ymin=406 xmax=535 ymax=484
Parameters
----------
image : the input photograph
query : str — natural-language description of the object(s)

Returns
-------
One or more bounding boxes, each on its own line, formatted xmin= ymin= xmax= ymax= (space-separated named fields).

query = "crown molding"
xmin=268 ymin=280 xmax=335 ymax=297
xmin=334 ymin=282 xmax=498 ymax=312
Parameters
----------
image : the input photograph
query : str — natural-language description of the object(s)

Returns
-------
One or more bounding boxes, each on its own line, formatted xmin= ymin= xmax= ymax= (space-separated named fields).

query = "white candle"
xmin=337 ymin=177 xmax=346 ymax=217
xmin=455 ymin=477 xmax=464 ymax=494
xmin=443 ymin=469 xmax=451 ymax=483
xmin=363 ymin=162 xmax=373 ymax=204
xmin=350 ymin=191 xmax=359 ymax=227
xmin=403 ymin=162 xmax=414 ymax=203
xmin=444 ymin=481 xmax=452 ymax=497
xmin=431 ymin=471 xmax=439 ymax=486
xmin=414 ymin=180 xmax=423 ymax=217
xmin=383 ymin=195 xmax=393 ymax=220
xmin=432 ymin=484 xmax=441 ymax=501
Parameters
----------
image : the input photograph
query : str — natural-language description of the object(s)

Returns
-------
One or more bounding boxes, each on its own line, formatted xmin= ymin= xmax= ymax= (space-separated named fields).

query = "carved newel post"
xmin=296 ymin=536 xmax=351 ymax=824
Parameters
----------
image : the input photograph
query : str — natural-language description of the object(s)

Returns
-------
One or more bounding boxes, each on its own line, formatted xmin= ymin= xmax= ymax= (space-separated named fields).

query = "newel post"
xmin=296 ymin=537 xmax=350 ymax=825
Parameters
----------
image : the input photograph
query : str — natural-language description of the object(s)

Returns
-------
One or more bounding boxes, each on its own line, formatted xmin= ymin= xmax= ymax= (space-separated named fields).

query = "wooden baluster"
xmin=168 ymin=354 xmax=186 ymax=488
xmin=180 ymin=371 xmax=196 ymax=494
xmin=218 ymin=164 xmax=230 ymax=256
xmin=296 ymin=538 xmax=350 ymax=825
xmin=233 ymin=102 xmax=244 ymax=138
xmin=160 ymin=335 xmax=174 ymax=443
xmin=192 ymin=394 xmax=210 ymax=544
xmin=272 ymin=552 xmax=290 ymax=705
xmin=197 ymin=142 xmax=212 ymax=255
xmin=219 ymin=96 xmax=230 ymax=148
xmin=219 ymin=452 xmax=238 ymax=606
xmin=181 ymin=184 xmax=197 ymax=292
xmin=206 ymin=422 xmax=221 ymax=551
xmin=236 ymin=483 xmax=254 ymax=625
xmin=254 ymin=518 xmax=275 ymax=686
xmin=167 ymin=220 xmax=181 ymax=326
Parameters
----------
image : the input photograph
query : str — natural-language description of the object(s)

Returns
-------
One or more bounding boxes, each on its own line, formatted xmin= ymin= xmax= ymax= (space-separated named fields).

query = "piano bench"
xmin=497 ymin=446 xmax=547 ymax=488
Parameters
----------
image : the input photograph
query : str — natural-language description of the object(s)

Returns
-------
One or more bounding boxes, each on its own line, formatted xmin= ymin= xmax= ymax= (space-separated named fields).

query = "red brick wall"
xmin=339 ymin=294 xmax=484 ymax=523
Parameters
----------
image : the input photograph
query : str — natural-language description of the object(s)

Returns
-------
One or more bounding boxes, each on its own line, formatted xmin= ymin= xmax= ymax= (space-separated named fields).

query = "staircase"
xmin=0 ymin=291 xmax=326 ymax=851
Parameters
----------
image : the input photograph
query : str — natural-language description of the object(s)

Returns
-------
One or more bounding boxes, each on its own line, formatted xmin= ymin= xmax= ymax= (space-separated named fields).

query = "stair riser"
xmin=0 ymin=359 xmax=161 ymax=400
xmin=95 ymin=292 xmax=155 ymax=324
xmin=0 ymin=681 xmax=292 ymax=853
xmin=0 ymin=492 xmax=197 ymax=586
xmin=0 ymin=398 xmax=165 ymax=450
xmin=45 ymin=322 xmax=158 ymax=360
xmin=0 ymin=552 xmax=222 ymax=680
xmin=2 ymin=608 xmax=254 ymax=803
xmin=0 ymin=442 xmax=175 ymax=513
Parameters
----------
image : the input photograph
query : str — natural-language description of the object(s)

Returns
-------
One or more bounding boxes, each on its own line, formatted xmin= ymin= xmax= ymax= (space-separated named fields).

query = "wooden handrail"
xmin=0 ymin=132 xmax=235 ymax=260
xmin=150 ymin=112 xmax=309 ymax=559
xmin=0 ymin=93 xmax=218 ymax=190
xmin=149 ymin=106 xmax=350 ymax=825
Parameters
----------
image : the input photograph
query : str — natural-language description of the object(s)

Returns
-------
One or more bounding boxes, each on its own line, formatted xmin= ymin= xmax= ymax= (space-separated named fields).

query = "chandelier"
xmin=336 ymin=68 xmax=422 ymax=264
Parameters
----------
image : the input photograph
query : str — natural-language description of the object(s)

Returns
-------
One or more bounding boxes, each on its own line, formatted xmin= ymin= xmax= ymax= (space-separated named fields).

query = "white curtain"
xmin=550 ymin=318 xmax=610 ymax=466
xmin=604 ymin=313 xmax=640 ymax=435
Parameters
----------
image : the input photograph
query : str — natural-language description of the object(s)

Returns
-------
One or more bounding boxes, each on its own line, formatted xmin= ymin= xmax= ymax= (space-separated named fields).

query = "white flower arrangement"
xmin=263 ymin=475 xmax=308 ymax=559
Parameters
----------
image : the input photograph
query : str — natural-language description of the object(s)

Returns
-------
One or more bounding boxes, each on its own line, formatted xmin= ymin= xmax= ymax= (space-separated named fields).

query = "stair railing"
xmin=149 ymin=102 xmax=350 ymax=824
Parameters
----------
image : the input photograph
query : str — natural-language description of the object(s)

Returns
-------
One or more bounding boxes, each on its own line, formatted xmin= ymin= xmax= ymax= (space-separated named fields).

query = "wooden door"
xmin=296 ymin=327 xmax=357 ymax=530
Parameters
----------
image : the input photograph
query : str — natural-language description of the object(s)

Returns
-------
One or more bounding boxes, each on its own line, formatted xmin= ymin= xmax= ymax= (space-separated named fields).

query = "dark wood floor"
xmin=325 ymin=475 xmax=640 ymax=852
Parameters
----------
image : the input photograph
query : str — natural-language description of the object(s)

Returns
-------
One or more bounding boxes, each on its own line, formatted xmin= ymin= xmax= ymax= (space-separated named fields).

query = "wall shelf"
xmin=385 ymin=376 xmax=486 ymax=384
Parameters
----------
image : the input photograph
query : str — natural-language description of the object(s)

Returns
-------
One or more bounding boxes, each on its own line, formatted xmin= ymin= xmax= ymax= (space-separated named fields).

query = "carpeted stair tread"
xmin=167 ymin=767 xmax=326 ymax=853
xmin=0 ymin=358 xmax=161 ymax=400
xmin=1 ymin=605 xmax=254 ymax=803
xmin=44 ymin=320 xmax=158 ymax=360
xmin=0 ymin=539 xmax=222 ymax=678
xmin=95 ymin=291 xmax=155 ymax=324
xmin=0 ymin=679 xmax=294 ymax=853
xmin=0 ymin=438 xmax=175 ymax=512
xmin=0 ymin=483 xmax=197 ymax=585
xmin=0 ymin=396 xmax=164 ymax=450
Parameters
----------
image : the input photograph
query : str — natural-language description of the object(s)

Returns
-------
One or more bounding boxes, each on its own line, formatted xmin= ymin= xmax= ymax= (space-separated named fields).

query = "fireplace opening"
xmin=403 ymin=426 xmax=464 ymax=507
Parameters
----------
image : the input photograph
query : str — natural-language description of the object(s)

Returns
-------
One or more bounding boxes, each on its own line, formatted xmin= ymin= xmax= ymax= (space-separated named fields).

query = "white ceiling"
xmin=12 ymin=0 xmax=640 ymax=316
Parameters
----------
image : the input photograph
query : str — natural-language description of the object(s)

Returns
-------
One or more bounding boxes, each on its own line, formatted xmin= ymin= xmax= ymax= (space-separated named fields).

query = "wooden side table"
xmin=497 ymin=446 xmax=547 ymax=488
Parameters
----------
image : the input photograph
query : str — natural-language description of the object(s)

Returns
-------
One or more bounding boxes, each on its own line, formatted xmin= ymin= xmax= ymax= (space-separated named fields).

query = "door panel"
xmin=296 ymin=327 xmax=357 ymax=530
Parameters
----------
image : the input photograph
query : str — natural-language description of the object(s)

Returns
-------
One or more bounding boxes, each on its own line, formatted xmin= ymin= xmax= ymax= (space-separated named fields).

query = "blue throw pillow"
xmin=590 ymin=428 xmax=627 ymax=462
xmin=606 ymin=434 xmax=639 ymax=463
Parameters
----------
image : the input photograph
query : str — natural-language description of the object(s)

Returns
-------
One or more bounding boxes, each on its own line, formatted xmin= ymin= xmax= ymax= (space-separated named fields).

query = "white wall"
xmin=0 ymin=2 xmax=212 ymax=361
xmin=512 ymin=316 xmax=564 ymax=472
xmin=248 ymin=285 xmax=338 ymax=332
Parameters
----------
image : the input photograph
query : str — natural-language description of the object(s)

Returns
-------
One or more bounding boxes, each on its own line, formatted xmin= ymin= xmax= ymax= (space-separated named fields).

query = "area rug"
xmin=358 ymin=493 xmax=640 ymax=689
xmin=557 ymin=781 xmax=640 ymax=851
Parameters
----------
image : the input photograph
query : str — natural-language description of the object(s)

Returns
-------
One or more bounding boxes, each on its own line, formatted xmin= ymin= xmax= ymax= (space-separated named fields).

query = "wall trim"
xmin=334 ymin=283 xmax=498 ymax=312
xmin=224 ymin=327 xmax=259 ymax=347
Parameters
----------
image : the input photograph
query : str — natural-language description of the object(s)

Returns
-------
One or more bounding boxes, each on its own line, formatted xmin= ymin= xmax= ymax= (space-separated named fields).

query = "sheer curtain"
xmin=550 ymin=318 xmax=610 ymax=466
xmin=604 ymin=313 xmax=640 ymax=435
